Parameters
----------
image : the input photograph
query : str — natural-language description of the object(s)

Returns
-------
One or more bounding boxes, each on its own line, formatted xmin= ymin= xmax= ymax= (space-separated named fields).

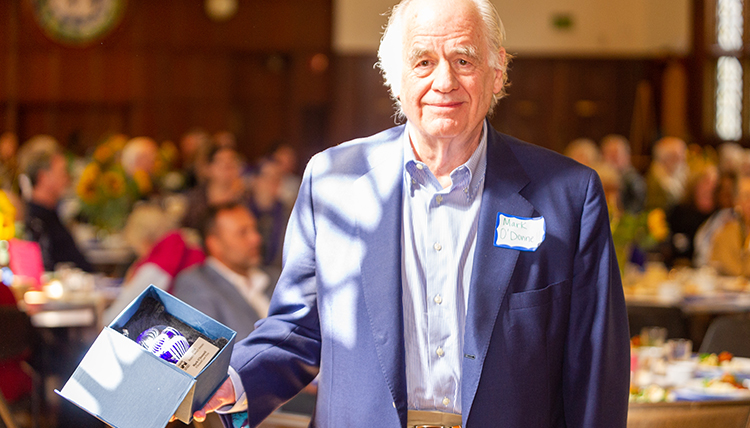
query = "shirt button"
xmin=416 ymin=163 xmax=424 ymax=170
xmin=434 ymin=294 xmax=443 ymax=304
xmin=411 ymin=178 xmax=416 ymax=184
xmin=464 ymin=187 xmax=469 ymax=193
xmin=435 ymin=195 xmax=443 ymax=204
xmin=436 ymin=347 xmax=444 ymax=357
xmin=433 ymin=242 xmax=442 ymax=251
xmin=443 ymin=397 xmax=451 ymax=406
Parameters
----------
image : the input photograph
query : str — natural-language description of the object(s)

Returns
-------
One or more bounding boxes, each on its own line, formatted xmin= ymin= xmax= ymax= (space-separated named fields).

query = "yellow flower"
xmin=93 ymin=144 xmax=114 ymax=164
xmin=160 ymin=140 xmax=178 ymax=165
xmin=106 ymin=134 xmax=128 ymax=152
xmin=647 ymin=208 xmax=669 ymax=242
xmin=0 ymin=191 xmax=16 ymax=240
xmin=102 ymin=170 xmax=126 ymax=198
xmin=77 ymin=163 xmax=101 ymax=204
xmin=132 ymin=169 xmax=152 ymax=195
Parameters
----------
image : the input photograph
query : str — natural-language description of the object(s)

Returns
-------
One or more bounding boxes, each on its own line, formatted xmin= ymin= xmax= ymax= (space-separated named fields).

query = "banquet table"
xmin=623 ymin=265 xmax=750 ymax=314
xmin=627 ymin=400 xmax=750 ymax=427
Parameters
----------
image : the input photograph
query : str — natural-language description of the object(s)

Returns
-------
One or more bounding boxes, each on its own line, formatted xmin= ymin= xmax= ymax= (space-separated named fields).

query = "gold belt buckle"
xmin=412 ymin=426 xmax=461 ymax=428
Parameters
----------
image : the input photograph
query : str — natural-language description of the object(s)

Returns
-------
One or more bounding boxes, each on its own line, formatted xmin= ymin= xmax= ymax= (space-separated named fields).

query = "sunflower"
xmin=77 ymin=163 xmax=101 ymax=204
xmin=132 ymin=169 xmax=152 ymax=195
xmin=102 ymin=170 xmax=126 ymax=198
xmin=0 ymin=191 xmax=16 ymax=241
xmin=93 ymin=144 xmax=114 ymax=164
xmin=647 ymin=208 xmax=669 ymax=242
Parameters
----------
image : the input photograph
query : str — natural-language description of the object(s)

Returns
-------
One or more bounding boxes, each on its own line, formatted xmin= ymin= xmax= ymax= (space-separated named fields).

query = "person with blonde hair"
xmin=564 ymin=138 xmax=601 ymax=169
xmin=102 ymin=202 xmax=204 ymax=323
xmin=645 ymin=136 xmax=689 ymax=211
xmin=708 ymin=175 xmax=750 ymax=277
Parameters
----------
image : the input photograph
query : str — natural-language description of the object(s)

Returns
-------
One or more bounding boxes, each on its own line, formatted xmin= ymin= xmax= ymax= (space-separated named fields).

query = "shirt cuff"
xmin=216 ymin=366 xmax=248 ymax=414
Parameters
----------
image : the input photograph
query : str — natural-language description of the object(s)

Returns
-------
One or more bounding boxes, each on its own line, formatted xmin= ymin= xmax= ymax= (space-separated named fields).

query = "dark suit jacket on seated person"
xmin=222 ymin=122 xmax=630 ymax=427
xmin=26 ymin=201 xmax=94 ymax=273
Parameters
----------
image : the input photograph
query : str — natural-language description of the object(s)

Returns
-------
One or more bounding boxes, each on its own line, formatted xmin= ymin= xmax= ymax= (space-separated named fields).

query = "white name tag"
xmin=175 ymin=337 xmax=220 ymax=377
xmin=494 ymin=213 xmax=545 ymax=251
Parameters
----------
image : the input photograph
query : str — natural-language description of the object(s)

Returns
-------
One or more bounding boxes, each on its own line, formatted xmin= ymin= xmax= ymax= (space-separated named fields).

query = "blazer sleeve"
xmin=563 ymin=171 xmax=630 ymax=427
xmin=223 ymin=154 xmax=322 ymax=427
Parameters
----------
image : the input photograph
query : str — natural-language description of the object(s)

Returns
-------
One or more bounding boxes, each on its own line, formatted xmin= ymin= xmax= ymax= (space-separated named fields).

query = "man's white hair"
xmin=375 ymin=0 xmax=511 ymax=117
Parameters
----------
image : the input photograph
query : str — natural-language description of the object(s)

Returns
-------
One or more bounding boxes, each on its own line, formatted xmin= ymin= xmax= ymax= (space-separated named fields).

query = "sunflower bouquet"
xmin=76 ymin=135 xmax=150 ymax=232
xmin=610 ymin=208 xmax=669 ymax=273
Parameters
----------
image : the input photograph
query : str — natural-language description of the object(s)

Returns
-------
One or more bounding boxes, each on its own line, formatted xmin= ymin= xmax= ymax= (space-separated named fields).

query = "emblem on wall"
xmin=29 ymin=0 xmax=126 ymax=46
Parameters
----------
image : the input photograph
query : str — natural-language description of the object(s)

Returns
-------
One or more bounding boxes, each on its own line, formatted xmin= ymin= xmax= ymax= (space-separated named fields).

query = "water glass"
xmin=640 ymin=326 xmax=668 ymax=347
xmin=666 ymin=338 xmax=692 ymax=361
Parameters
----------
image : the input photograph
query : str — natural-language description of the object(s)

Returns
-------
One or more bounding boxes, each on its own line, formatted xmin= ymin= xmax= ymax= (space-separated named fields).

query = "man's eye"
xmin=458 ymin=59 xmax=469 ymax=66
xmin=418 ymin=60 xmax=430 ymax=67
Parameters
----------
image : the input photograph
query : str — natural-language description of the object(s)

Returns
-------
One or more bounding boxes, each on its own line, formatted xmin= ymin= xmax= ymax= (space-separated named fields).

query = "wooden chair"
xmin=0 ymin=306 xmax=40 ymax=428
xmin=627 ymin=305 xmax=689 ymax=339
xmin=699 ymin=316 xmax=750 ymax=357
xmin=628 ymin=401 xmax=750 ymax=428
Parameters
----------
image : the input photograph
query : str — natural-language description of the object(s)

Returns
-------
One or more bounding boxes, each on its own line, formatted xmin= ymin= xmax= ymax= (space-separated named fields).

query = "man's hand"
xmin=193 ymin=377 xmax=236 ymax=422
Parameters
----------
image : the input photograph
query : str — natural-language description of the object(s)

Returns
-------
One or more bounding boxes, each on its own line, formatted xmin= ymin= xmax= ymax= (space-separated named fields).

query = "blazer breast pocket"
xmin=508 ymin=279 xmax=572 ymax=310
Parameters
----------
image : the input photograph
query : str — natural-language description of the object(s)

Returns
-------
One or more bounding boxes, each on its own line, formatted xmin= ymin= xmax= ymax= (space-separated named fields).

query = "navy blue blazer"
xmin=225 ymin=123 xmax=630 ymax=427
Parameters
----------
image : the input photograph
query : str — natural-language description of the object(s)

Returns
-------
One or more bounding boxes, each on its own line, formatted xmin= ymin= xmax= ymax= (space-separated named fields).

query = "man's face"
xmin=210 ymin=149 xmax=241 ymax=186
xmin=44 ymin=154 xmax=70 ymax=199
xmin=210 ymin=207 xmax=262 ymax=274
xmin=399 ymin=0 xmax=504 ymax=143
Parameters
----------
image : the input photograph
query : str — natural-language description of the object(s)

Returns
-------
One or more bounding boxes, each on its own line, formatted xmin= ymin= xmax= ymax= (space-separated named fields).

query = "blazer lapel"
xmin=352 ymin=131 xmax=408 ymax=419
xmin=462 ymin=128 xmax=535 ymax=418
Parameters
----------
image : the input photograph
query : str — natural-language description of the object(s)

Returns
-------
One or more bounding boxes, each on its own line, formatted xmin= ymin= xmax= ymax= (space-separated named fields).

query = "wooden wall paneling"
xmin=327 ymin=54 xmax=396 ymax=146
xmin=232 ymin=54 xmax=290 ymax=160
xmin=2 ymin=0 xmax=331 ymax=157
xmin=491 ymin=58 xmax=557 ymax=151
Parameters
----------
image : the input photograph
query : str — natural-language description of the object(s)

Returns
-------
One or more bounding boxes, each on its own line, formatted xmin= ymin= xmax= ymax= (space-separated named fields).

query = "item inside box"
xmin=119 ymin=295 xmax=229 ymax=362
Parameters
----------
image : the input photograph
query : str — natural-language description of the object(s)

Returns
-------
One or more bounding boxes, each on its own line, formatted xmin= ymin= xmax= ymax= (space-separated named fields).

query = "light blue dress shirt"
xmin=401 ymin=121 xmax=487 ymax=414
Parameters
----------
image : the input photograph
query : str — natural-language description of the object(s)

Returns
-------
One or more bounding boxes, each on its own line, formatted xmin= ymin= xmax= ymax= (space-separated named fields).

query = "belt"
xmin=407 ymin=410 xmax=462 ymax=428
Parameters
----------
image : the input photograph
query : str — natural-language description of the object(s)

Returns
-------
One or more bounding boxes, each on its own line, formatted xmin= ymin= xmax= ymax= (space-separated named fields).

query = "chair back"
xmin=0 ymin=306 xmax=35 ymax=360
xmin=700 ymin=316 xmax=750 ymax=357
xmin=627 ymin=305 xmax=688 ymax=339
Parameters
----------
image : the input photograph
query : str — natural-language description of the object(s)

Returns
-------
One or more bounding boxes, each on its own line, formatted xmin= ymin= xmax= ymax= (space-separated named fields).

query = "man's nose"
xmin=431 ymin=60 xmax=458 ymax=93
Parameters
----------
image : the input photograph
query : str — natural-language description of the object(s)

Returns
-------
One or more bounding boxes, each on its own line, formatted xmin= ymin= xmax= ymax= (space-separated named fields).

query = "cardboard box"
xmin=57 ymin=285 xmax=236 ymax=428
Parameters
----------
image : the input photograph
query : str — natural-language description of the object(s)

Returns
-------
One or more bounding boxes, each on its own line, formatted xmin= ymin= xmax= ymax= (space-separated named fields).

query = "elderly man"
xmin=601 ymin=134 xmax=646 ymax=213
xmin=196 ymin=0 xmax=629 ymax=427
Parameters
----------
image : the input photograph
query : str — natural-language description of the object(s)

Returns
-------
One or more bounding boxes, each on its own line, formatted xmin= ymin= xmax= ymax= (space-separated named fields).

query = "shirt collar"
xmin=403 ymin=120 xmax=487 ymax=200
xmin=207 ymin=257 xmax=256 ymax=291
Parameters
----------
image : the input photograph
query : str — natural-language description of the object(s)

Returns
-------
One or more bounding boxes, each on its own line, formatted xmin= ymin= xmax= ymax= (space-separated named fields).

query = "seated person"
xmin=172 ymin=203 xmax=276 ymax=339
xmin=666 ymin=165 xmax=718 ymax=266
xmin=694 ymin=172 xmax=737 ymax=267
xmin=709 ymin=175 xmax=750 ymax=276
xmin=247 ymin=159 xmax=291 ymax=269
xmin=181 ymin=145 xmax=249 ymax=230
xmin=103 ymin=203 xmax=204 ymax=324
xmin=20 ymin=138 xmax=93 ymax=272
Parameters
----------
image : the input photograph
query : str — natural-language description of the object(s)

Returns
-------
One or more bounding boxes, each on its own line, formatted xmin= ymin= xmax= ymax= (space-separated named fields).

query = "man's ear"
xmin=492 ymin=48 xmax=507 ymax=95
xmin=204 ymin=234 xmax=219 ymax=258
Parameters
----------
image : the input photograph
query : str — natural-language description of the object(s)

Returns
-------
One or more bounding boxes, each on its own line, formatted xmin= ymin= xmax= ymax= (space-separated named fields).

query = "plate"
xmin=673 ymin=379 xmax=750 ymax=401
xmin=696 ymin=357 xmax=750 ymax=379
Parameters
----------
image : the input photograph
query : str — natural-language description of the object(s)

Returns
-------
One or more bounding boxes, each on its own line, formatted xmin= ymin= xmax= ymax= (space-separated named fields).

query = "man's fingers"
xmin=190 ymin=377 xmax=236 ymax=422
xmin=193 ymin=410 xmax=207 ymax=422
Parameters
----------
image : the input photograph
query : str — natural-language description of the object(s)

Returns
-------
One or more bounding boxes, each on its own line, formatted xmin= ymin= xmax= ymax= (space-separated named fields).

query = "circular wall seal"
xmin=29 ymin=0 xmax=126 ymax=46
